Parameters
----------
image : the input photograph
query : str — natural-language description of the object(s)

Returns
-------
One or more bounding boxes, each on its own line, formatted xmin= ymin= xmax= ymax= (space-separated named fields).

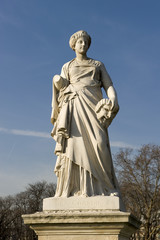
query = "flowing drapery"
xmin=51 ymin=59 xmax=119 ymax=197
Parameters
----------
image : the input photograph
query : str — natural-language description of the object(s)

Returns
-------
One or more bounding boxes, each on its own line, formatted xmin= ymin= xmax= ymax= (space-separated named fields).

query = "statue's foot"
xmin=110 ymin=192 xmax=119 ymax=197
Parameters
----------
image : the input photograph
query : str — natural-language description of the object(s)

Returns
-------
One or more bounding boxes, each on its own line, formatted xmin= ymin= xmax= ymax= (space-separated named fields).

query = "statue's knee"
xmin=97 ymin=139 xmax=104 ymax=150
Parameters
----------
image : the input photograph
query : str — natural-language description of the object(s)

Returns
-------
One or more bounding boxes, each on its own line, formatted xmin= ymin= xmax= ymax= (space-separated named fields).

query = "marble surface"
xmin=22 ymin=210 xmax=140 ymax=240
xmin=51 ymin=30 xmax=120 ymax=198
xmin=43 ymin=196 xmax=126 ymax=211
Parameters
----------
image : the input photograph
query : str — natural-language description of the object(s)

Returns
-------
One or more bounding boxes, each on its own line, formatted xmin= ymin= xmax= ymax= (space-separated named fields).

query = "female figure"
xmin=51 ymin=30 xmax=119 ymax=197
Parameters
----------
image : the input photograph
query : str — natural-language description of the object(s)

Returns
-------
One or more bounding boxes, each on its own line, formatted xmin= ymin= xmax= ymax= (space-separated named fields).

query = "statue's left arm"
xmin=100 ymin=63 xmax=119 ymax=112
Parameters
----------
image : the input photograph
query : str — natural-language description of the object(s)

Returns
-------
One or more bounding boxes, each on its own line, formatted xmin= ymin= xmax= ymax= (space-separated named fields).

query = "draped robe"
xmin=51 ymin=58 xmax=119 ymax=197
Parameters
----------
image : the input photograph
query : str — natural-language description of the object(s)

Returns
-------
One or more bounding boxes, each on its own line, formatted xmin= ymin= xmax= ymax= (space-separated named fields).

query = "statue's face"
xmin=74 ymin=36 xmax=89 ymax=54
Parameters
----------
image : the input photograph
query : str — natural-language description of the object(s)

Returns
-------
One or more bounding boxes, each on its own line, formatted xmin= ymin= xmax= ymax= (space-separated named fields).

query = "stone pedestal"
xmin=43 ymin=196 xmax=126 ymax=211
xmin=22 ymin=197 xmax=140 ymax=240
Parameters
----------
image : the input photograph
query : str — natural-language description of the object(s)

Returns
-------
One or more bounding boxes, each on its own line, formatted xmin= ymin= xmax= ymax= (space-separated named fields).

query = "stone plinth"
xmin=43 ymin=196 xmax=126 ymax=211
xmin=22 ymin=196 xmax=140 ymax=240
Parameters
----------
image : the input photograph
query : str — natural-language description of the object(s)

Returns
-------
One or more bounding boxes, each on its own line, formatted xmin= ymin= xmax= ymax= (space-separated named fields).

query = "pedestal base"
xmin=22 ymin=196 xmax=140 ymax=239
xmin=22 ymin=210 xmax=140 ymax=240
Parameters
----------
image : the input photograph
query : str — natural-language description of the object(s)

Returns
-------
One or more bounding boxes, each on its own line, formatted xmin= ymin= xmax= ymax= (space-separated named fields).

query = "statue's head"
xmin=69 ymin=30 xmax=91 ymax=51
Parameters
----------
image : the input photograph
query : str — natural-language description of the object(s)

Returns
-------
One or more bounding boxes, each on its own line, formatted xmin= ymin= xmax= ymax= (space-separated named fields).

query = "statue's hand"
xmin=50 ymin=108 xmax=57 ymax=125
xmin=109 ymin=98 xmax=119 ymax=112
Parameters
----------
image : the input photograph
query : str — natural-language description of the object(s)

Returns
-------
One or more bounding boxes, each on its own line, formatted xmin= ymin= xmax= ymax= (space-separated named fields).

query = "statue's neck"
xmin=75 ymin=52 xmax=88 ymax=62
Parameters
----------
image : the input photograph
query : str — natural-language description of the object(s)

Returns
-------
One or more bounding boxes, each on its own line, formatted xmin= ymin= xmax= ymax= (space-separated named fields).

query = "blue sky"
xmin=0 ymin=0 xmax=160 ymax=196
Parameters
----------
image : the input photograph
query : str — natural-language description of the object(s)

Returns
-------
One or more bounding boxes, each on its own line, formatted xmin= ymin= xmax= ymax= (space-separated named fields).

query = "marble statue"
xmin=51 ymin=30 xmax=120 ymax=198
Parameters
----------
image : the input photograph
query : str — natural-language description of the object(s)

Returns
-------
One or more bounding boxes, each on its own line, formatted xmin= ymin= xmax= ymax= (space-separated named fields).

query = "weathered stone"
xmin=22 ymin=209 xmax=140 ymax=240
xmin=43 ymin=196 xmax=126 ymax=211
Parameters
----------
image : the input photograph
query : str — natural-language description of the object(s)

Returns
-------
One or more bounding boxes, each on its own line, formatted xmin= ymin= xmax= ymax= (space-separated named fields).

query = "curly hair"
xmin=69 ymin=30 xmax=91 ymax=51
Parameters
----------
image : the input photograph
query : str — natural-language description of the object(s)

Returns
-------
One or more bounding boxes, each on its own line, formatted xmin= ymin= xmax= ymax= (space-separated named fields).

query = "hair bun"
xmin=69 ymin=30 xmax=91 ymax=51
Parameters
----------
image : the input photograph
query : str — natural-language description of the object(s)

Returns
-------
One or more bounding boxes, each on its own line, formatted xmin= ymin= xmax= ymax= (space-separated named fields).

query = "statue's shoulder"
xmin=88 ymin=58 xmax=103 ymax=67
xmin=61 ymin=59 xmax=75 ymax=79
xmin=62 ymin=59 xmax=75 ymax=70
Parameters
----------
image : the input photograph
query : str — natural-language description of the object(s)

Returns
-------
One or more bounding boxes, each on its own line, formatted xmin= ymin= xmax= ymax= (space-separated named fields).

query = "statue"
xmin=51 ymin=30 xmax=120 ymax=198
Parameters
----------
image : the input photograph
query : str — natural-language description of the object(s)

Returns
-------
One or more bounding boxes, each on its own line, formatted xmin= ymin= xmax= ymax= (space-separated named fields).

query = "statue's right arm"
xmin=53 ymin=75 xmax=64 ymax=90
xmin=51 ymin=76 xmax=59 ymax=125
xmin=51 ymin=63 xmax=70 ymax=125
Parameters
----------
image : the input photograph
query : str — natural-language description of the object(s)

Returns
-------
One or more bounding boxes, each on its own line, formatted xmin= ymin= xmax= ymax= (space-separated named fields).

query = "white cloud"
xmin=0 ymin=127 xmax=50 ymax=139
xmin=110 ymin=141 xmax=138 ymax=149
xmin=0 ymin=127 xmax=139 ymax=149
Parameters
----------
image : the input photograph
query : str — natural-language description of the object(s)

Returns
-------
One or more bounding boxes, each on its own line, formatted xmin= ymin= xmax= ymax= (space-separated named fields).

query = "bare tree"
xmin=0 ymin=196 xmax=15 ymax=240
xmin=114 ymin=144 xmax=160 ymax=240
xmin=26 ymin=180 xmax=56 ymax=213
xmin=2 ymin=144 xmax=159 ymax=240
xmin=0 ymin=181 xmax=56 ymax=240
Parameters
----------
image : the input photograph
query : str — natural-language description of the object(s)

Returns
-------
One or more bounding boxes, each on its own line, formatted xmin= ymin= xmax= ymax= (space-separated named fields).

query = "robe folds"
xmin=51 ymin=58 xmax=119 ymax=197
